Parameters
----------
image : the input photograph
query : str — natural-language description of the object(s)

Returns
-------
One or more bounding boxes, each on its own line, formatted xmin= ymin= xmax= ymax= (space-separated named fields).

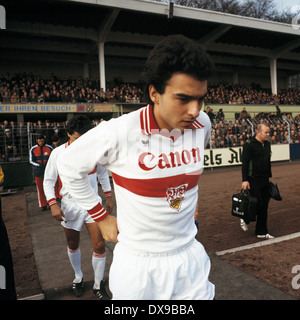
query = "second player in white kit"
xmin=43 ymin=115 xmax=113 ymax=299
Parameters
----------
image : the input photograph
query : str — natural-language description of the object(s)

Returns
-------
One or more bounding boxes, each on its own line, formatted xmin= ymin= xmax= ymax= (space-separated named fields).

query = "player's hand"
xmin=51 ymin=204 xmax=65 ymax=221
xmin=241 ymin=181 xmax=250 ymax=190
xmin=105 ymin=197 xmax=114 ymax=214
xmin=97 ymin=215 xmax=118 ymax=242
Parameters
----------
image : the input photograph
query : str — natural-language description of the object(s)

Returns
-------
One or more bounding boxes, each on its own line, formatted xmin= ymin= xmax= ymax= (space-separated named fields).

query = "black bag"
xmin=232 ymin=189 xmax=257 ymax=223
xmin=269 ymin=182 xmax=282 ymax=201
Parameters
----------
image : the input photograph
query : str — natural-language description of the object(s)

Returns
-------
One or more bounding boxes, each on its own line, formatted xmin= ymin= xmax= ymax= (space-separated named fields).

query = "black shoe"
xmin=41 ymin=206 xmax=47 ymax=211
xmin=93 ymin=288 xmax=103 ymax=300
xmin=72 ymin=279 xmax=84 ymax=297
xmin=93 ymin=280 xmax=110 ymax=300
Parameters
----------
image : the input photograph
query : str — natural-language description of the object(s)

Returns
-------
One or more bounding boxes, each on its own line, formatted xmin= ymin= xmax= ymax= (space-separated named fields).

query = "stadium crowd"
xmin=0 ymin=73 xmax=300 ymax=105
xmin=1 ymin=73 xmax=300 ymax=162
xmin=208 ymin=107 xmax=300 ymax=148
xmin=1 ymin=107 xmax=300 ymax=163
xmin=0 ymin=73 xmax=144 ymax=104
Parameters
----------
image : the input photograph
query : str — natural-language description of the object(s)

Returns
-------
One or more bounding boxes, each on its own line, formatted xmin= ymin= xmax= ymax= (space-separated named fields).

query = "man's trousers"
xmin=35 ymin=176 xmax=47 ymax=208
xmin=249 ymin=177 xmax=271 ymax=235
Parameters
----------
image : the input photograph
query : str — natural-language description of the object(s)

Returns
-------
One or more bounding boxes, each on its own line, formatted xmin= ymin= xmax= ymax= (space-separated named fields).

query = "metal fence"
xmin=0 ymin=123 xmax=68 ymax=163
xmin=0 ymin=114 xmax=299 ymax=164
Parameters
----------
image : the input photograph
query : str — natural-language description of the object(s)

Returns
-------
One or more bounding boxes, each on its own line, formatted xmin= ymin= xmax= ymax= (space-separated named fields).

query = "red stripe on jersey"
xmin=104 ymin=191 xmax=112 ymax=198
xmin=48 ymin=198 xmax=57 ymax=207
xmin=141 ymin=104 xmax=204 ymax=136
xmin=191 ymin=120 xmax=204 ymax=129
xmin=88 ymin=202 xmax=109 ymax=222
xmin=140 ymin=105 xmax=159 ymax=135
xmin=65 ymin=140 xmax=71 ymax=148
xmin=58 ymin=175 xmax=63 ymax=196
xmin=88 ymin=166 xmax=97 ymax=175
xmin=111 ymin=169 xmax=202 ymax=198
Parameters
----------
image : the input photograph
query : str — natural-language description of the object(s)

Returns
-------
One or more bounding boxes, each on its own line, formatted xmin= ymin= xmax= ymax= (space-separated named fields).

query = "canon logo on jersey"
xmin=138 ymin=147 xmax=201 ymax=171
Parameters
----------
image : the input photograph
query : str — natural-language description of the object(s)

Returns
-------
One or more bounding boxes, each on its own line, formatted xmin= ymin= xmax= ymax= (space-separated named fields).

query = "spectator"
xmin=218 ymin=122 xmax=227 ymax=137
xmin=276 ymin=105 xmax=281 ymax=117
xmin=51 ymin=135 xmax=61 ymax=148
xmin=10 ymin=92 xmax=19 ymax=103
xmin=44 ymin=91 xmax=52 ymax=102
xmin=2 ymin=91 xmax=10 ymax=103
xmin=270 ymin=131 xmax=280 ymax=144
xmin=37 ymin=91 xmax=43 ymax=103
xmin=43 ymin=120 xmax=54 ymax=145
xmin=231 ymin=122 xmax=240 ymax=135
xmin=77 ymin=93 xmax=86 ymax=103
xmin=207 ymin=107 xmax=216 ymax=122
xmin=61 ymin=91 xmax=70 ymax=103
xmin=290 ymin=130 xmax=299 ymax=143
xmin=224 ymin=133 xmax=232 ymax=147
xmin=29 ymin=91 xmax=38 ymax=103
xmin=240 ymin=107 xmax=250 ymax=119
xmin=3 ymin=129 xmax=17 ymax=161
xmin=19 ymin=91 xmax=28 ymax=103
xmin=295 ymin=130 xmax=300 ymax=143
xmin=215 ymin=135 xmax=223 ymax=148
xmin=216 ymin=108 xmax=224 ymax=121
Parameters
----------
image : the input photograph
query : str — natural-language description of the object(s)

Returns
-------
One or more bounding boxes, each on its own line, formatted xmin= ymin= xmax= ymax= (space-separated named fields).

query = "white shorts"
xmin=109 ymin=239 xmax=215 ymax=300
xmin=60 ymin=197 xmax=100 ymax=231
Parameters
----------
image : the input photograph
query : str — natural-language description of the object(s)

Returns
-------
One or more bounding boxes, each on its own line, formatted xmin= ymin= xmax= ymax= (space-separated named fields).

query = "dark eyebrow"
xmin=174 ymin=92 xmax=208 ymax=100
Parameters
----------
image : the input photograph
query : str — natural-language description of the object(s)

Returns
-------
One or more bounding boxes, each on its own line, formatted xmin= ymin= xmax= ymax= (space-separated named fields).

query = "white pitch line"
xmin=18 ymin=293 xmax=45 ymax=300
xmin=215 ymin=232 xmax=300 ymax=256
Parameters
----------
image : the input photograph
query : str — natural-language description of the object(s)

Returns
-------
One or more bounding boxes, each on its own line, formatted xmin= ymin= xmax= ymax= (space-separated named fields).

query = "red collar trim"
xmin=140 ymin=104 xmax=205 ymax=136
xmin=64 ymin=140 xmax=71 ymax=148
xmin=191 ymin=119 xmax=205 ymax=129
xmin=140 ymin=104 xmax=159 ymax=135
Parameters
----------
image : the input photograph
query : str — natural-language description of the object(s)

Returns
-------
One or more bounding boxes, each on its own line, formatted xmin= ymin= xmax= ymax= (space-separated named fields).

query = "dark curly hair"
xmin=142 ymin=34 xmax=215 ymax=103
xmin=66 ymin=115 xmax=93 ymax=135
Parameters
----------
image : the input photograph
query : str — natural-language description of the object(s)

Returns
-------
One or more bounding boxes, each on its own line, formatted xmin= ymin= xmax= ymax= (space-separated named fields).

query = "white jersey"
xmin=57 ymin=104 xmax=211 ymax=252
xmin=43 ymin=140 xmax=111 ymax=208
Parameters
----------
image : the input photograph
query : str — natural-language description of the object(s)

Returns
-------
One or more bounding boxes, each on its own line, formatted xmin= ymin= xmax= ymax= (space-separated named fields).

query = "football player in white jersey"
xmin=43 ymin=115 xmax=113 ymax=299
xmin=58 ymin=35 xmax=215 ymax=300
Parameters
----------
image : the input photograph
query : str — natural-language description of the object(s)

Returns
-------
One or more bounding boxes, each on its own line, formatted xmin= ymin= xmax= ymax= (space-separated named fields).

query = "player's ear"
xmin=149 ymin=85 xmax=160 ymax=105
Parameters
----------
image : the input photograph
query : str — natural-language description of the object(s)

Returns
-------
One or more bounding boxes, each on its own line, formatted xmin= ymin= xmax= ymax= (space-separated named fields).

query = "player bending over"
xmin=43 ymin=115 xmax=113 ymax=299
xmin=58 ymin=35 xmax=215 ymax=300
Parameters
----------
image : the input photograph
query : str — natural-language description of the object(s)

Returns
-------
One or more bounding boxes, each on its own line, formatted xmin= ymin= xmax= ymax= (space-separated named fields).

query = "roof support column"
xmin=98 ymin=42 xmax=106 ymax=92
xmin=270 ymin=58 xmax=277 ymax=95
xmin=97 ymin=9 xmax=120 ymax=93
xmin=83 ymin=62 xmax=89 ymax=79
xmin=233 ymin=72 xmax=239 ymax=85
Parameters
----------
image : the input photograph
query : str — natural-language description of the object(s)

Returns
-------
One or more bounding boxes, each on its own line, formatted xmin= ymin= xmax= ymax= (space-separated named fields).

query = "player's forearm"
xmin=97 ymin=215 xmax=118 ymax=242
xmin=43 ymin=179 xmax=57 ymax=204
xmin=57 ymin=124 xmax=113 ymax=216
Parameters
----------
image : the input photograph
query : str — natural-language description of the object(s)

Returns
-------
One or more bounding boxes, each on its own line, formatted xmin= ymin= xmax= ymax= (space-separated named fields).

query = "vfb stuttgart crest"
xmin=166 ymin=184 xmax=188 ymax=211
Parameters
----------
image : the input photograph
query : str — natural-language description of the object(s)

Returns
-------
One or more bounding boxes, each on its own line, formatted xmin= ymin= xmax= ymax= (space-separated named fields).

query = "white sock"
xmin=67 ymin=247 xmax=83 ymax=283
xmin=92 ymin=252 xmax=106 ymax=290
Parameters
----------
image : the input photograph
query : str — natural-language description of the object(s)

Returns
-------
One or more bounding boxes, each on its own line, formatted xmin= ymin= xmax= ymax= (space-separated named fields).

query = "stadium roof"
xmin=1 ymin=0 xmax=300 ymax=86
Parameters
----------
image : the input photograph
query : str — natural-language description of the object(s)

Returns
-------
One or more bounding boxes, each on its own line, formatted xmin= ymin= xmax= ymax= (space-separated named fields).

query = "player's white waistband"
xmin=116 ymin=239 xmax=195 ymax=257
